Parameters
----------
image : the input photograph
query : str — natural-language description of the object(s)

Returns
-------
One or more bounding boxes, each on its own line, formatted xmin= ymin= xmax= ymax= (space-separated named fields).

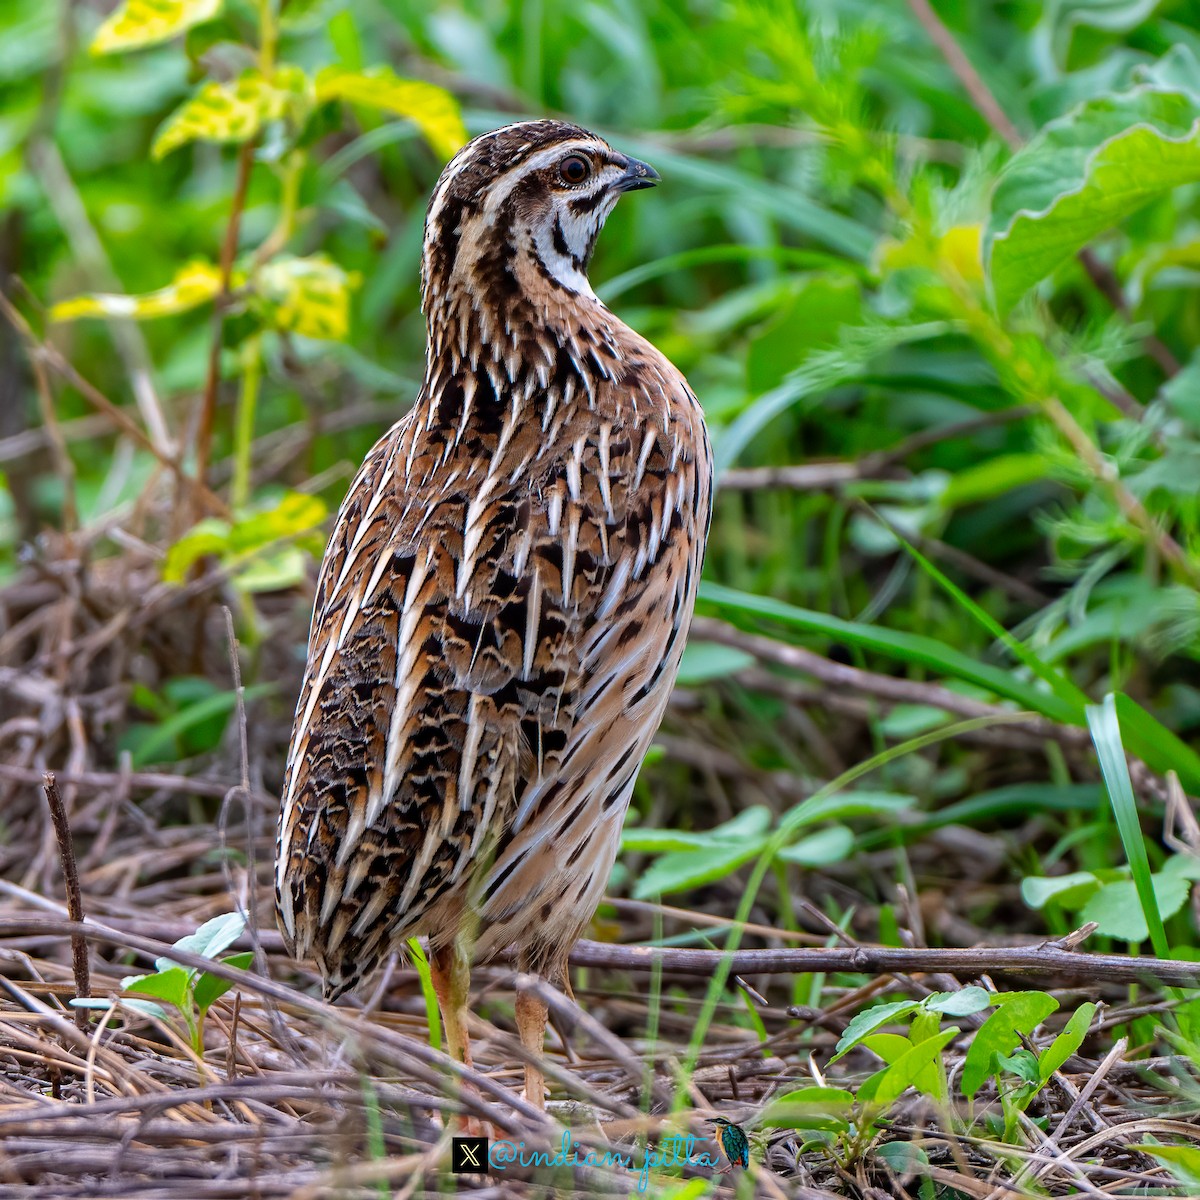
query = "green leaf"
xmin=875 ymin=1140 xmax=930 ymax=1175
xmin=192 ymin=951 xmax=253 ymax=1014
xmin=1081 ymin=874 xmax=1191 ymax=942
xmin=923 ymin=986 xmax=994 ymax=1017
xmin=172 ymin=911 xmax=246 ymax=963
xmin=1136 ymin=1144 xmax=1200 ymax=1191
xmin=700 ymin=582 xmax=1082 ymax=725
xmin=91 ymin=0 xmax=221 ymax=55
xmin=71 ymin=996 xmax=169 ymax=1019
xmin=675 ymin=641 xmax=755 ymax=685
xmin=868 ymin=1029 xmax=959 ymax=1105
xmin=315 ymin=67 xmax=466 ymax=160
xmin=746 ymin=275 xmax=862 ymax=393
xmin=1039 ymin=1002 xmax=1096 ymax=1082
xmin=988 ymin=84 xmax=1200 ymax=311
xmin=1087 ymin=694 xmax=1171 ymax=956
xmin=254 ymin=255 xmax=358 ymax=340
xmin=961 ymin=992 xmax=1059 ymax=1099
xmin=1021 ymin=871 xmax=1104 ymax=911
xmin=620 ymin=826 xmax=710 ymax=854
xmin=49 ymin=260 xmax=223 ymax=321
xmin=940 ymin=454 xmax=1053 ymax=509
xmin=781 ymin=790 xmax=917 ymax=829
xmin=775 ymin=823 xmax=854 ymax=866
xmin=122 ymin=966 xmax=192 ymax=1010
xmin=632 ymin=837 xmax=769 ymax=898
xmin=830 ymin=1000 xmax=921 ymax=1063
xmin=122 ymin=687 xmax=250 ymax=767
xmin=758 ymin=1086 xmax=854 ymax=1130
xmin=152 ymin=67 xmax=312 ymax=159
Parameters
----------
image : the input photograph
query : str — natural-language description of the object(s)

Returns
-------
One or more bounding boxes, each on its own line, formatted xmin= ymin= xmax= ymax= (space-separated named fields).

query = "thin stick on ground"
xmin=40 ymin=771 xmax=90 ymax=1028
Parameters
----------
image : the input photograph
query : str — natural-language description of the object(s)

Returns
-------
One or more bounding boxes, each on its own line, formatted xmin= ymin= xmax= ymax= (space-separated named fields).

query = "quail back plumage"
xmin=275 ymin=119 xmax=712 ymax=1104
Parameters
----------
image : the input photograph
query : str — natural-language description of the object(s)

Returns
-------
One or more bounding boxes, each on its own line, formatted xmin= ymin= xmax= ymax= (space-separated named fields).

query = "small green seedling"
xmin=763 ymin=987 xmax=1099 ymax=1168
xmin=73 ymin=911 xmax=252 ymax=1055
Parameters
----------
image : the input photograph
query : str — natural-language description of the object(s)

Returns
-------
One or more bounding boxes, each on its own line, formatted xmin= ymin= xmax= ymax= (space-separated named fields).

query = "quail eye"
xmin=558 ymin=155 xmax=591 ymax=185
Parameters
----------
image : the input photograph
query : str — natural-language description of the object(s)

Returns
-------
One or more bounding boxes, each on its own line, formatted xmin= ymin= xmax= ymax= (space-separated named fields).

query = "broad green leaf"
xmin=1039 ymin=1002 xmax=1096 ymax=1082
xmin=996 ymin=1048 xmax=1040 ymax=1084
xmin=152 ymin=67 xmax=312 ymax=159
xmin=163 ymin=493 xmax=327 ymax=585
xmin=830 ymin=1000 xmax=920 ymax=1063
xmin=1021 ymin=871 xmax=1104 ymax=911
xmin=122 ymin=966 xmax=192 ymax=1010
xmin=91 ymin=0 xmax=221 ymax=55
xmin=632 ymin=837 xmax=769 ymax=898
xmin=867 ymin=1029 xmax=958 ymax=1105
xmin=759 ymin=1086 xmax=854 ymax=1130
xmin=875 ymin=1140 xmax=930 ymax=1175
xmin=192 ymin=951 xmax=253 ymax=1014
xmin=173 ymin=911 xmax=247 ymax=962
xmin=1081 ymin=874 xmax=1191 ymax=942
xmin=988 ymin=85 xmax=1200 ymax=311
xmin=1136 ymin=1144 xmax=1200 ymax=1190
xmin=255 ymin=255 xmax=358 ymax=340
xmin=50 ymin=260 xmax=222 ymax=322
xmin=315 ymin=67 xmax=466 ymax=160
xmin=961 ymin=992 xmax=1059 ymax=1099
xmin=775 ymin=823 xmax=854 ymax=866
xmin=675 ymin=641 xmax=755 ymax=685
xmin=923 ymin=987 xmax=993 ymax=1017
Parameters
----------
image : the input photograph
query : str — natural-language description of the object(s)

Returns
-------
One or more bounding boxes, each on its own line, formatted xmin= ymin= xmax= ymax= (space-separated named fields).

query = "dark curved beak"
xmin=616 ymin=156 xmax=660 ymax=192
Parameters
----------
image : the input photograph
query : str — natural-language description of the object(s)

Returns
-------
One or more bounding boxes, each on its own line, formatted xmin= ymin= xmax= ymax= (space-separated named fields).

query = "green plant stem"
xmin=232 ymin=336 xmax=261 ymax=512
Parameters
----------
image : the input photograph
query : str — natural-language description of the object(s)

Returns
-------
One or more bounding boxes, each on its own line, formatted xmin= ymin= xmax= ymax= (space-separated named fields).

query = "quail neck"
xmin=419 ymin=120 xmax=660 ymax=381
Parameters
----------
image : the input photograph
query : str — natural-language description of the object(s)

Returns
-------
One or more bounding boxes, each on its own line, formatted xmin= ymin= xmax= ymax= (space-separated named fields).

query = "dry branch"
xmin=39 ymin=772 xmax=89 ymax=1027
xmin=567 ymin=937 xmax=1200 ymax=988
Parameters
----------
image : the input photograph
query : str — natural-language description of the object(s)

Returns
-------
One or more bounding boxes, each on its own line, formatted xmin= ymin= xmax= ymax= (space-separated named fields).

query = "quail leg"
xmin=430 ymin=938 xmax=482 ymax=1132
xmin=430 ymin=938 xmax=474 ymax=1069
xmin=515 ymin=981 xmax=549 ymax=1108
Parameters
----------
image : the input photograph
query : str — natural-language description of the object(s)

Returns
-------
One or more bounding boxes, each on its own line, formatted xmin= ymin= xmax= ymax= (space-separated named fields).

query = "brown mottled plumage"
xmin=275 ymin=119 xmax=712 ymax=1105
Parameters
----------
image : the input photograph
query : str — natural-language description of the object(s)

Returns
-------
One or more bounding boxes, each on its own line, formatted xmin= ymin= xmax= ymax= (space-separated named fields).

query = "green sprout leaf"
xmin=90 ymin=0 xmax=222 ymax=55
xmin=315 ymin=67 xmax=466 ymax=160
xmin=1039 ymin=1002 xmax=1096 ymax=1082
xmin=758 ymin=1086 xmax=854 ymax=1131
xmin=1135 ymin=1144 xmax=1200 ymax=1191
xmin=193 ymin=951 xmax=254 ymax=1015
xmin=122 ymin=966 xmax=193 ymax=1010
xmin=830 ymin=1000 xmax=921 ymax=1063
xmin=961 ymin=991 xmax=1059 ymax=1099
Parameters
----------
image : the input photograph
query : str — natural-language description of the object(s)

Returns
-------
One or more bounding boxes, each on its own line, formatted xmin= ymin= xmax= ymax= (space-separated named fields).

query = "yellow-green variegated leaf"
xmin=152 ymin=67 xmax=313 ymax=159
xmin=50 ymin=261 xmax=223 ymax=321
xmin=255 ymin=256 xmax=359 ymax=340
xmin=91 ymin=0 xmax=222 ymax=55
xmin=315 ymin=67 xmax=466 ymax=160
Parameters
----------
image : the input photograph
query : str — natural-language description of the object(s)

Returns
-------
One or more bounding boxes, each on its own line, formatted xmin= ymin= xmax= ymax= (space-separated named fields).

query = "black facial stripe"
xmin=568 ymin=188 xmax=611 ymax=215
xmin=552 ymin=215 xmax=571 ymax=258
